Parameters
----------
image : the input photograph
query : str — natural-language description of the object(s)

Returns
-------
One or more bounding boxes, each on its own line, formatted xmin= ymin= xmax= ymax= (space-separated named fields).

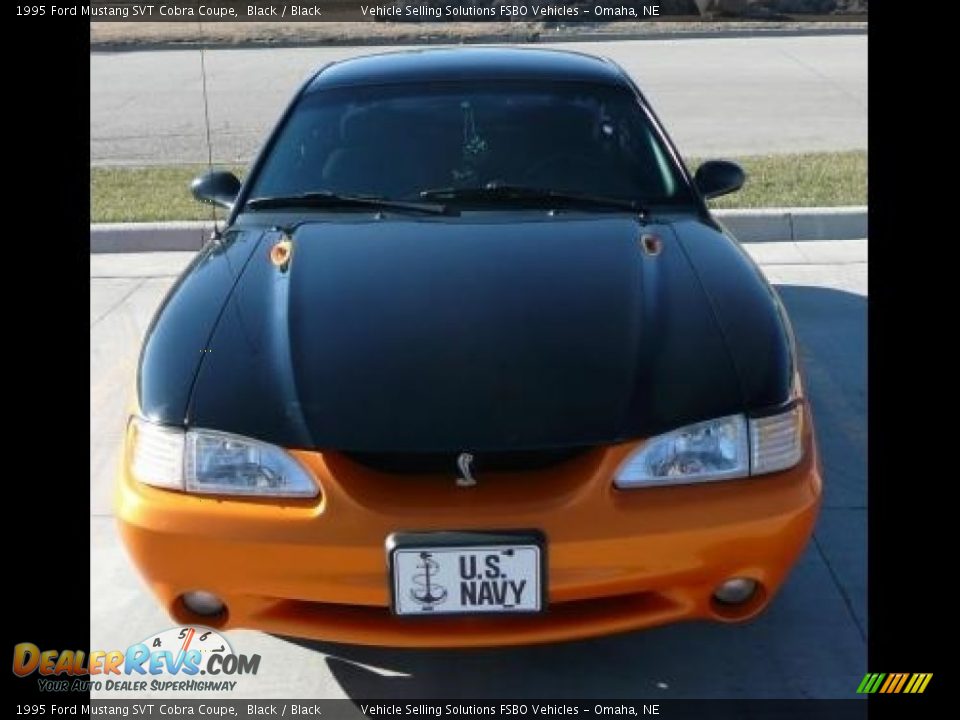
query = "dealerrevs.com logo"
xmin=12 ymin=627 xmax=260 ymax=693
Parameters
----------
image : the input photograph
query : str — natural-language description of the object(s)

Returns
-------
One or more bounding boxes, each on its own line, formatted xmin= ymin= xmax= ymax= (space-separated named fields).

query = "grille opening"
xmin=343 ymin=448 xmax=591 ymax=475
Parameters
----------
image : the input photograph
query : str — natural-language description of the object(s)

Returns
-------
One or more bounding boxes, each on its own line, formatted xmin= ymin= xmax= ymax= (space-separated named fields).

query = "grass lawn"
xmin=705 ymin=151 xmax=867 ymax=209
xmin=91 ymin=165 xmax=245 ymax=224
xmin=90 ymin=151 xmax=866 ymax=223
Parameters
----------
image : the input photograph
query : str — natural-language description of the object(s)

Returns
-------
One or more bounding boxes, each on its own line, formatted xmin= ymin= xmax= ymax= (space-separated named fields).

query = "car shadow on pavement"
xmin=276 ymin=285 xmax=866 ymax=700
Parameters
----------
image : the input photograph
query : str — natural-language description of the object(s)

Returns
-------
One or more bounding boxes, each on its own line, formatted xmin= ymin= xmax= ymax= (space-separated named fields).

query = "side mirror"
xmin=695 ymin=160 xmax=745 ymax=200
xmin=190 ymin=171 xmax=241 ymax=210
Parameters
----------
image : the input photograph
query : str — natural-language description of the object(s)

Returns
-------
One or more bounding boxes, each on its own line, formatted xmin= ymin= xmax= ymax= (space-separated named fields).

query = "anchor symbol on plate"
xmin=410 ymin=551 xmax=448 ymax=610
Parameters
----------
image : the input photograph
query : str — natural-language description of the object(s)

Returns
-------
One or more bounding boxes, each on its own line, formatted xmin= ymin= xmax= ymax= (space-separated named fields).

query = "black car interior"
xmin=251 ymin=83 xmax=680 ymax=204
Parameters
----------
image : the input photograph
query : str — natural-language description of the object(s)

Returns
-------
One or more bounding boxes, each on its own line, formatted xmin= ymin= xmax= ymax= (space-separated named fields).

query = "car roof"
xmin=306 ymin=47 xmax=631 ymax=91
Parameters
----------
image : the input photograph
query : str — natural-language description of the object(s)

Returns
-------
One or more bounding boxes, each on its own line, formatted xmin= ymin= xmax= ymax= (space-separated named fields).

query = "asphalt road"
xmin=90 ymin=34 xmax=867 ymax=166
xmin=90 ymin=238 xmax=866 ymax=699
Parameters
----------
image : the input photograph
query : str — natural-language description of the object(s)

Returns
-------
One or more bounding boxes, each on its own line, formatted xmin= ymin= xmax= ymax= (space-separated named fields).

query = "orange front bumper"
xmin=116 ymin=404 xmax=821 ymax=648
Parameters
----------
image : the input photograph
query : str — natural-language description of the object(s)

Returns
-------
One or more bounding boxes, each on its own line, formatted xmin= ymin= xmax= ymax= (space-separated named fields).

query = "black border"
xmin=6 ymin=10 xmax=91 ymax=705
xmin=386 ymin=530 xmax=548 ymax=617
xmin=8 ymin=5 xmax=949 ymax=712
xmin=867 ymin=2 xmax=944 ymax=715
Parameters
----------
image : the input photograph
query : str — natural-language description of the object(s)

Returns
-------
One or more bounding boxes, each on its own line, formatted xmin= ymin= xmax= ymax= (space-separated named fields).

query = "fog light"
xmin=712 ymin=578 xmax=757 ymax=605
xmin=181 ymin=591 xmax=225 ymax=616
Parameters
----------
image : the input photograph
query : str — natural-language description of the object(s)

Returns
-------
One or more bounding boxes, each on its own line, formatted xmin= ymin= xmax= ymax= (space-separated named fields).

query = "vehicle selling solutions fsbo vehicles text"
xmin=359 ymin=705 xmax=660 ymax=716
xmin=359 ymin=4 xmax=660 ymax=18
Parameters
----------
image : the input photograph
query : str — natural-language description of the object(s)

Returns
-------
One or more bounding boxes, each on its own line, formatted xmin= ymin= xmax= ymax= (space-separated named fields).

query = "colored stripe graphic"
xmin=884 ymin=673 xmax=908 ymax=693
xmin=856 ymin=674 xmax=874 ymax=693
xmin=860 ymin=673 xmax=932 ymax=694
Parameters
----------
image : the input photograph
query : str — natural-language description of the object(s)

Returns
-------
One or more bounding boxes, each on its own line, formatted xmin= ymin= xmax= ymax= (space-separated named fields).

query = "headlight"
xmin=128 ymin=417 xmax=319 ymax=497
xmin=614 ymin=405 xmax=803 ymax=489
xmin=615 ymin=414 xmax=749 ymax=488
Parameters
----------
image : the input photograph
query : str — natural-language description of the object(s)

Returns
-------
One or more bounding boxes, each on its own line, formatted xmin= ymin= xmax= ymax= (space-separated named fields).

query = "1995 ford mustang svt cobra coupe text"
xmin=116 ymin=47 xmax=822 ymax=647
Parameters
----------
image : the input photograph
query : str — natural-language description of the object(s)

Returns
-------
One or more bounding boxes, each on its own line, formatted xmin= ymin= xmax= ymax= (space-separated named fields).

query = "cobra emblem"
xmin=456 ymin=452 xmax=477 ymax=487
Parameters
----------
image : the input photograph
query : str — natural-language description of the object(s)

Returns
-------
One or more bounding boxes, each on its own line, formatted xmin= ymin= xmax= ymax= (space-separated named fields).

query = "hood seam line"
xmin=670 ymin=227 xmax=749 ymax=411
xmin=181 ymin=230 xmax=271 ymax=426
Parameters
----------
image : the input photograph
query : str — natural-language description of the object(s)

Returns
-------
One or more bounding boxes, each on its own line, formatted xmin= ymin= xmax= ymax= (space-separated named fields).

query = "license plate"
xmin=388 ymin=532 xmax=545 ymax=616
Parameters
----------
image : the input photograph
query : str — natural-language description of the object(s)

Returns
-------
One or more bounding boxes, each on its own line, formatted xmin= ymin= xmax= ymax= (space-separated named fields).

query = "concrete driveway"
xmin=90 ymin=34 xmax=867 ymax=166
xmin=90 ymin=238 xmax=866 ymax=699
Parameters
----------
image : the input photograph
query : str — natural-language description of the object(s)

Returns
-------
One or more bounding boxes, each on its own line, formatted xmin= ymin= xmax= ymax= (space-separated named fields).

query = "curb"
xmin=89 ymin=207 xmax=867 ymax=253
xmin=90 ymin=26 xmax=868 ymax=53
xmin=714 ymin=206 xmax=868 ymax=243
xmin=90 ymin=221 xmax=215 ymax=253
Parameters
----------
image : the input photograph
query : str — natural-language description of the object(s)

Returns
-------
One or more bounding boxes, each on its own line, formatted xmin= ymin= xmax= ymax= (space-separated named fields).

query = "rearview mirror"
xmin=190 ymin=171 xmax=241 ymax=210
xmin=695 ymin=160 xmax=745 ymax=200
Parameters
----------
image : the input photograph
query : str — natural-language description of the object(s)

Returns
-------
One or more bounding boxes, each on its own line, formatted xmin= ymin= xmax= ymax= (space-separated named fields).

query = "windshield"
xmin=246 ymin=80 xmax=695 ymax=208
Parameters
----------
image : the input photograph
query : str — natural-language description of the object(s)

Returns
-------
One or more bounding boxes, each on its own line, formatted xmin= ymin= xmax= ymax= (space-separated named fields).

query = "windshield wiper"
xmin=246 ymin=191 xmax=452 ymax=215
xmin=419 ymin=184 xmax=646 ymax=214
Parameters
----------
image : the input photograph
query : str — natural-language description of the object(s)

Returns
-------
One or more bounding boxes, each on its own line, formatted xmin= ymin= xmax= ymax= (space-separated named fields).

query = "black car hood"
xmin=177 ymin=214 xmax=760 ymax=452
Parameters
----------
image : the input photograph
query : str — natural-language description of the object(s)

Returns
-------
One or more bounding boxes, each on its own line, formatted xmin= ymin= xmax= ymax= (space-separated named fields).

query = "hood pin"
xmin=270 ymin=235 xmax=293 ymax=270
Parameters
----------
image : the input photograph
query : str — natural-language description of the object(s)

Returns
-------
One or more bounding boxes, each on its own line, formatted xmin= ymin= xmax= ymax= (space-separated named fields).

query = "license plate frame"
xmin=386 ymin=531 xmax=547 ymax=617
